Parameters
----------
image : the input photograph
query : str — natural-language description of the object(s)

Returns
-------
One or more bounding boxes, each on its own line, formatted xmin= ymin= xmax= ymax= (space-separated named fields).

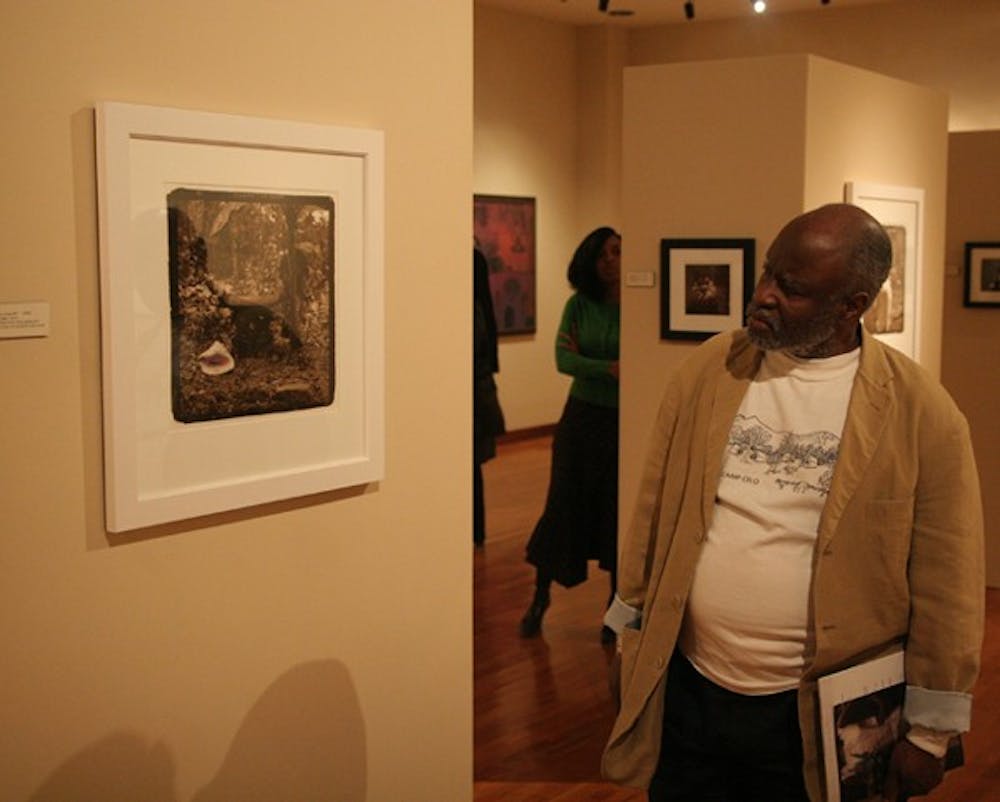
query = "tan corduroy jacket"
xmin=602 ymin=328 xmax=984 ymax=801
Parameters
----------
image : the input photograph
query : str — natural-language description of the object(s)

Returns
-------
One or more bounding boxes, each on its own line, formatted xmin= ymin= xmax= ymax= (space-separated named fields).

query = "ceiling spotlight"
xmin=598 ymin=0 xmax=610 ymax=11
xmin=684 ymin=1 xmax=694 ymax=20
xmin=753 ymin=0 xmax=767 ymax=12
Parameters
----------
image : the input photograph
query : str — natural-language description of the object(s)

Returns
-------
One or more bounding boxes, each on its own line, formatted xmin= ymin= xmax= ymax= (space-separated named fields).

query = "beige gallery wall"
xmin=474 ymin=5 xmax=580 ymax=430
xmin=628 ymin=0 xmax=1000 ymax=133
xmin=802 ymin=57 xmax=949 ymax=375
xmin=944 ymin=131 xmax=1000 ymax=586
xmin=619 ymin=53 xmax=808 ymax=476
xmin=474 ymin=6 xmax=628 ymax=430
xmin=0 ymin=2 xmax=473 ymax=801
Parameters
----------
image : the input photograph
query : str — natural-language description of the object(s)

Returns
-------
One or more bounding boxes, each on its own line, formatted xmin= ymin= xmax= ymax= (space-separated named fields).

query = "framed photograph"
xmin=964 ymin=242 xmax=1000 ymax=307
xmin=97 ymin=101 xmax=384 ymax=532
xmin=844 ymin=182 xmax=924 ymax=359
xmin=659 ymin=238 xmax=755 ymax=340
xmin=473 ymin=194 xmax=536 ymax=335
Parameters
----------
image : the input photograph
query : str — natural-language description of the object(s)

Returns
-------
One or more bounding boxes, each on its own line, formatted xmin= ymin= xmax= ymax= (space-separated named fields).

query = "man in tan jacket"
xmin=602 ymin=204 xmax=984 ymax=801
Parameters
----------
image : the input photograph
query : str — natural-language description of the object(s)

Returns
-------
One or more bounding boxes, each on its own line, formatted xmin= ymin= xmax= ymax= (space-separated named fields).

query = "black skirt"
xmin=525 ymin=395 xmax=619 ymax=588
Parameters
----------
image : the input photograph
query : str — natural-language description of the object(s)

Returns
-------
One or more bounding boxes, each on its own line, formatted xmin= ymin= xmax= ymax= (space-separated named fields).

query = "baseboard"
xmin=497 ymin=424 xmax=556 ymax=444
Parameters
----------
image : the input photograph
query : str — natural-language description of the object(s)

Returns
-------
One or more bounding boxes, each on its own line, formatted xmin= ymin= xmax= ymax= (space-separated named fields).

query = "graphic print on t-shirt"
xmin=724 ymin=413 xmax=840 ymax=497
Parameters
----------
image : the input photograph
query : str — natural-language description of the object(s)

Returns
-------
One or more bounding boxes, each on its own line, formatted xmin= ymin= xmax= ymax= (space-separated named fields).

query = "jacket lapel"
xmin=817 ymin=330 xmax=893 ymax=547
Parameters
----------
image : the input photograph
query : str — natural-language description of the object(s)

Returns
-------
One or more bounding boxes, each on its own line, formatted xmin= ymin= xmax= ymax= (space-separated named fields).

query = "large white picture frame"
xmin=97 ymin=102 xmax=384 ymax=532
xmin=844 ymin=181 xmax=924 ymax=361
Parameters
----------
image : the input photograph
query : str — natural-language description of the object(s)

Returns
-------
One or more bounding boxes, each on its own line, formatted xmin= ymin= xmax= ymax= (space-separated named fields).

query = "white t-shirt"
xmin=679 ymin=347 xmax=860 ymax=694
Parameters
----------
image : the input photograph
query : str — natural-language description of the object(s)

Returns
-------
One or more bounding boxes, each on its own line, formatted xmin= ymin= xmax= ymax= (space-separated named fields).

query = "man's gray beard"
xmin=746 ymin=305 xmax=840 ymax=358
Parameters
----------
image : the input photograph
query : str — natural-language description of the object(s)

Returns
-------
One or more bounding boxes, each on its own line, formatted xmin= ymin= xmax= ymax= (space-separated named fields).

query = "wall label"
xmin=625 ymin=271 xmax=656 ymax=288
xmin=0 ymin=302 xmax=50 ymax=339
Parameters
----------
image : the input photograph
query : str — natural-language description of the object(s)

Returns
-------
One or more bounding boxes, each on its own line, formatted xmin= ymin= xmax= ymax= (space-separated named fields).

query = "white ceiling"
xmin=475 ymin=0 xmax=901 ymax=27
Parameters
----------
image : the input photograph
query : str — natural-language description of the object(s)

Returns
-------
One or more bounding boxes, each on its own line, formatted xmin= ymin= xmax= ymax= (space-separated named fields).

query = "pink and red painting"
xmin=473 ymin=194 xmax=536 ymax=335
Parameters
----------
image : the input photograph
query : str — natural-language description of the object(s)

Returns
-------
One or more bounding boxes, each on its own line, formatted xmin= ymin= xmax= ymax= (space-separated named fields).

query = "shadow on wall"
xmin=193 ymin=660 xmax=366 ymax=801
xmin=27 ymin=731 xmax=176 ymax=802
xmin=27 ymin=660 xmax=366 ymax=802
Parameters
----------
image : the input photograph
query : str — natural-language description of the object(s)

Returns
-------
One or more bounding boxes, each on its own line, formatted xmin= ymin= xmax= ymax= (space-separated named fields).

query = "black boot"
xmin=519 ymin=591 xmax=550 ymax=638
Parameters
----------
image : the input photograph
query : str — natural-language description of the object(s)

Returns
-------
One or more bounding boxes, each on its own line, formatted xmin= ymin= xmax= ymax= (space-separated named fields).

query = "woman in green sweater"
xmin=521 ymin=227 xmax=621 ymax=641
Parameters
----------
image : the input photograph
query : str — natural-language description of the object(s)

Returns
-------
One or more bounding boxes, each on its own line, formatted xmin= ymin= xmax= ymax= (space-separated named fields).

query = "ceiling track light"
xmin=684 ymin=1 xmax=694 ymax=20
xmin=598 ymin=0 xmax=610 ymax=11
xmin=752 ymin=0 xmax=767 ymax=12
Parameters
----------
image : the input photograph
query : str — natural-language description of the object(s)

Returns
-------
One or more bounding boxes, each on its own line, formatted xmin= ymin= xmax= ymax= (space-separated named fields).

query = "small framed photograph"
xmin=473 ymin=194 xmax=536 ymax=335
xmin=964 ymin=242 xmax=1000 ymax=307
xmin=660 ymin=238 xmax=755 ymax=340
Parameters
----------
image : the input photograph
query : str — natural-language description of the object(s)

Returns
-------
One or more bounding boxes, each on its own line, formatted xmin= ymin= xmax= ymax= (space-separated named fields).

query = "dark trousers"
xmin=473 ymin=463 xmax=485 ymax=544
xmin=648 ymin=652 xmax=810 ymax=802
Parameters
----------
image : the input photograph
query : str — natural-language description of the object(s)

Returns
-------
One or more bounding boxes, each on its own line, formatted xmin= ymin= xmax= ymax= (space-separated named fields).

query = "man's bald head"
xmin=784 ymin=203 xmax=893 ymax=312
xmin=747 ymin=204 xmax=893 ymax=358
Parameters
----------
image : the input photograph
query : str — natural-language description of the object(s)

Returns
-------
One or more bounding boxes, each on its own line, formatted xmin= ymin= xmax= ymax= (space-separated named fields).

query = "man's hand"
xmin=882 ymin=739 xmax=945 ymax=801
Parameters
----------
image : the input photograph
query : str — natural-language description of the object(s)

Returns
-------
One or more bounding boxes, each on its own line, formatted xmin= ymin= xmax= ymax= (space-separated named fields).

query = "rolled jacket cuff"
xmin=603 ymin=595 xmax=642 ymax=634
xmin=904 ymin=685 xmax=973 ymax=733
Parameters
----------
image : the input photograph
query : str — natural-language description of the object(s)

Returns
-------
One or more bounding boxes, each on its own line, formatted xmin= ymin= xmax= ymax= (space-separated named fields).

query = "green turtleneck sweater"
xmin=555 ymin=292 xmax=620 ymax=409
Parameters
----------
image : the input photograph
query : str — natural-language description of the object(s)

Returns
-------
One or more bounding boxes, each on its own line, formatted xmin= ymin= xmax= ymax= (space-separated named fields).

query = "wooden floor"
xmin=473 ymin=434 xmax=1000 ymax=801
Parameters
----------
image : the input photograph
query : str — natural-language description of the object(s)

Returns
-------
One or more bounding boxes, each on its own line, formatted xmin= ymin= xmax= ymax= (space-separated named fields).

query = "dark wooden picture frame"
xmin=964 ymin=242 xmax=1000 ymax=307
xmin=660 ymin=238 xmax=755 ymax=340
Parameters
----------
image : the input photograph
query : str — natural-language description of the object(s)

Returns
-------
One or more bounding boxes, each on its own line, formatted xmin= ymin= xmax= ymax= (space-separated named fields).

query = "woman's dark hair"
xmin=567 ymin=226 xmax=620 ymax=302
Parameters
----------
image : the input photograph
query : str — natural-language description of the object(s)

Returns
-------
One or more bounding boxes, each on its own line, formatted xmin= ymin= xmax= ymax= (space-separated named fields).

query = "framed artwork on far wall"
xmin=964 ymin=242 xmax=1000 ymax=307
xmin=844 ymin=181 xmax=924 ymax=360
xmin=473 ymin=194 xmax=536 ymax=335
xmin=660 ymin=238 xmax=755 ymax=340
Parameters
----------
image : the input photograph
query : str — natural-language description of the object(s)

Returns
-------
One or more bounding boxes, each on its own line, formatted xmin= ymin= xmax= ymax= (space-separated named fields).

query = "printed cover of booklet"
xmin=818 ymin=650 xmax=963 ymax=802
xmin=819 ymin=651 xmax=905 ymax=802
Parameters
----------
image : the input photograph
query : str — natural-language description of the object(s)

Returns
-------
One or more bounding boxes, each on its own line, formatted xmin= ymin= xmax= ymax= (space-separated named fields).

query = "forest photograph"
xmin=167 ymin=188 xmax=335 ymax=423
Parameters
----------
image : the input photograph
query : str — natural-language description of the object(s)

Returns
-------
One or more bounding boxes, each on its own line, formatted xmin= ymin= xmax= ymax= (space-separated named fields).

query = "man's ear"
xmin=842 ymin=291 xmax=870 ymax=322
